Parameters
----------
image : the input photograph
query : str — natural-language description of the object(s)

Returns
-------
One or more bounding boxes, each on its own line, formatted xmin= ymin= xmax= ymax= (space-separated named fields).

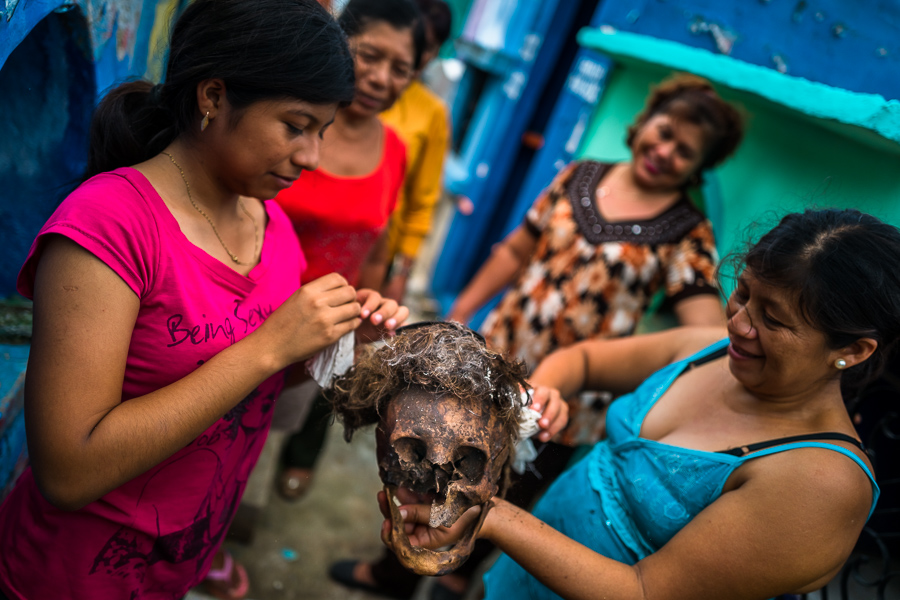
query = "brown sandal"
xmin=203 ymin=550 xmax=250 ymax=600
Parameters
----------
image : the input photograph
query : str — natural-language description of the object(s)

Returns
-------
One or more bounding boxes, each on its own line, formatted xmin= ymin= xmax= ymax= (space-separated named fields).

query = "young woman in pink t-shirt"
xmin=0 ymin=1 xmax=407 ymax=599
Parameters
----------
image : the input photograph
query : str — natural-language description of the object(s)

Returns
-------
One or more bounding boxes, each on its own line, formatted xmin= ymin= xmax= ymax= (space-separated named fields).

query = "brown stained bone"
xmin=377 ymin=389 xmax=509 ymax=528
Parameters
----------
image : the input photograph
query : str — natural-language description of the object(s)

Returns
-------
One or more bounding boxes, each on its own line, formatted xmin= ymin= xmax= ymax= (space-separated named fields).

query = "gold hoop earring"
xmin=835 ymin=358 xmax=848 ymax=370
xmin=200 ymin=111 xmax=210 ymax=132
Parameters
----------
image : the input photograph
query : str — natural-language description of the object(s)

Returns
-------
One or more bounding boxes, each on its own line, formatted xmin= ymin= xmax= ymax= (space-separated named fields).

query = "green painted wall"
xmin=439 ymin=0 xmax=475 ymax=58
xmin=577 ymin=62 xmax=900 ymax=288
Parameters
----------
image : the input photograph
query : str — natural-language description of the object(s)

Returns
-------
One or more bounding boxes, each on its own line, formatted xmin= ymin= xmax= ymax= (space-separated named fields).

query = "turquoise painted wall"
xmin=577 ymin=62 xmax=900 ymax=292
xmin=440 ymin=0 xmax=474 ymax=56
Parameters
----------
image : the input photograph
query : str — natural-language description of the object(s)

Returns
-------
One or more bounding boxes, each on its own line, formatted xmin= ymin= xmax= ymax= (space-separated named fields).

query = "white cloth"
xmin=308 ymin=332 xmax=355 ymax=387
xmin=512 ymin=390 xmax=542 ymax=475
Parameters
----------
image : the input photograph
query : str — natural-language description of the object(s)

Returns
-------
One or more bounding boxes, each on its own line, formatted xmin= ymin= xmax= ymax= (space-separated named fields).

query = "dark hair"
xmin=84 ymin=0 xmax=355 ymax=180
xmin=739 ymin=209 xmax=900 ymax=386
xmin=416 ymin=0 xmax=452 ymax=46
xmin=339 ymin=0 xmax=426 ymax=70
xmin=626 ymin=74 xmax=744 ymax=187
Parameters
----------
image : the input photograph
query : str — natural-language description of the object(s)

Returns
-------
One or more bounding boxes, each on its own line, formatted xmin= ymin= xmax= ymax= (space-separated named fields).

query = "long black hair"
xmin=740 ymin=209 xmax=900 ymax=387
xmin=84 ymin=0 xmax=355 ymax=180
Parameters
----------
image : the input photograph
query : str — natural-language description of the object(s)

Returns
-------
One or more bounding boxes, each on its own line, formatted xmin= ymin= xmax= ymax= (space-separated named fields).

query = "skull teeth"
xmin=429 ymin=495 xmax=460 ymax=528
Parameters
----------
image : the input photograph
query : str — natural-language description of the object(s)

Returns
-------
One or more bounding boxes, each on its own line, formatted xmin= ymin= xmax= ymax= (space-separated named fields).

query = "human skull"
xmin=376 ymin=388 xmax=511 ymax=575
xmin=326 ymin=321 xmax=529 ymax=576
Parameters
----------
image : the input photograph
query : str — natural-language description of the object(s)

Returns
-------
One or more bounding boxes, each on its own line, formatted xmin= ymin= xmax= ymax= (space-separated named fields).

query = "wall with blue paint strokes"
xmin=0 ymin=8 xmax=95 ymax=296
xmin=596 ymin=0 xmax=900 ymax=100
xmin=0 ymin=0 xmax=180 ymax=297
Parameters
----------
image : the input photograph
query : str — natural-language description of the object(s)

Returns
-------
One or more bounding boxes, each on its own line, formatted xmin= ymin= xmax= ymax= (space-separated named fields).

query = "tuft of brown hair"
xmin=327 ymin=321 xmax=530 ymax=450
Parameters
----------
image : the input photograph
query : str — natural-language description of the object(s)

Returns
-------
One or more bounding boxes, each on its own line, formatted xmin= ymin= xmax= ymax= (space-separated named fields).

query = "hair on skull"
xmin=329 ymin=321 xmax=529 ymax=443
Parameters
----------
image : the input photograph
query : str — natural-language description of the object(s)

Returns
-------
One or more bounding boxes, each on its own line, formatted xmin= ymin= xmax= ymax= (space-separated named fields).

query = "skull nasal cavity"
xmin=395 ymin=437 xmax=428 ymax=463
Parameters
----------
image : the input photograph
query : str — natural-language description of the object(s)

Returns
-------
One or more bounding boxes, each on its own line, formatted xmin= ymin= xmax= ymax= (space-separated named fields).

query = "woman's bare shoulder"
xmin=738 ymin=441 xmax=874 ymax=523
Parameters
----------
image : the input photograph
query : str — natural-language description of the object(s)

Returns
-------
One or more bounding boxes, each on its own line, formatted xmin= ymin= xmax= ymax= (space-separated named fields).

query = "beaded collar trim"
xmin=567 ymin=161 xmax=704 ymax=246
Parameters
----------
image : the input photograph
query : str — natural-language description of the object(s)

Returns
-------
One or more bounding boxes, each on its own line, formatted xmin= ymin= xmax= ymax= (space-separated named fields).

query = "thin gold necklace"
xmin=162 ymin=152 xmax=260 ymax=266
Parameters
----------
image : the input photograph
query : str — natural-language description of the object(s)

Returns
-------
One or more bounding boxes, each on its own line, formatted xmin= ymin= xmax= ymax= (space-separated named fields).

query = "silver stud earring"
xmin=835 ymin=358 xmax=848 ymax=369
xmin=200 ymin=111 xmax=210 ymax=132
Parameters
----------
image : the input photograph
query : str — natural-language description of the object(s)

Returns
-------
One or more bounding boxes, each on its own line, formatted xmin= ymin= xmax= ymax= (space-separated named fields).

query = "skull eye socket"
xmin=453 ymin=446 xmax=487 ymax=481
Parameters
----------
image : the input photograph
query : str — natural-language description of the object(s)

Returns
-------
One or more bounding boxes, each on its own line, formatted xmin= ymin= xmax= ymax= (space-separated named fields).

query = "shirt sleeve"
xmin=523 ymin=162 xmax=580 ymax=238
xmin=17 ymin=171 xmax=160 ymax=300
xmin=392 ymin=102 xmax=450 ymax=259
xmin=663 ymin=218 xmax=720 ymax=305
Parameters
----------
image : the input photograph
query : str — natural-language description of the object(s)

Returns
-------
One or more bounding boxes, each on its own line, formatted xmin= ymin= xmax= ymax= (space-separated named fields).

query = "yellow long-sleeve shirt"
xmin=380 ymin=79 xmax=450 ymax=260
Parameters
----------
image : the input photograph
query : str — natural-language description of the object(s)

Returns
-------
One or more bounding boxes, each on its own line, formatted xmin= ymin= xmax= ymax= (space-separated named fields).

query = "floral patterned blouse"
xmin=479 ymin=161 xmax=720 ymax=445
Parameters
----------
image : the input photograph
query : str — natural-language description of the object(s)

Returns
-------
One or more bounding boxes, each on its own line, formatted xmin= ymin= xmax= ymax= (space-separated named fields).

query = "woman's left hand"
xmin=530 ymin=385 xmax=569 ymax=442
xmin=355 ymin=288 xmax=409 ymax=342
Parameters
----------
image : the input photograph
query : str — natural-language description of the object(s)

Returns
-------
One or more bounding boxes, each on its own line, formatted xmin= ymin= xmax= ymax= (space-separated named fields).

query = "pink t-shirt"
xmin=0 ymin=168 xmax=305 ymax=599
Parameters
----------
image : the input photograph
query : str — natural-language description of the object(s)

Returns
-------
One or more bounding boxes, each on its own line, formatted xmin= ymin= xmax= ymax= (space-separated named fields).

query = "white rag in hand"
xmin=308 ymin=332 xmax=355 ymax=387
xmin=512 ymin=390 xmax=543 ymax=475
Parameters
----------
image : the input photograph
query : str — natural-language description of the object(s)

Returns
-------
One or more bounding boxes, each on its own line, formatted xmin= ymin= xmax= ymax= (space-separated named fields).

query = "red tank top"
xmin=275 ymin=124 xmax=406 ymax=285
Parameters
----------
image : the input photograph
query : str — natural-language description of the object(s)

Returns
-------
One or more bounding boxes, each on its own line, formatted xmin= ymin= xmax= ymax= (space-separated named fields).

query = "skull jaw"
xmin=385 ymin=485 xmax=490 ymax=576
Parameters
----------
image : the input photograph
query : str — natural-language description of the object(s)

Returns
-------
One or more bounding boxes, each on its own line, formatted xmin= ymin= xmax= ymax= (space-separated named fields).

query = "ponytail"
xmin=84 ymin=80 xmax=177 ymax=180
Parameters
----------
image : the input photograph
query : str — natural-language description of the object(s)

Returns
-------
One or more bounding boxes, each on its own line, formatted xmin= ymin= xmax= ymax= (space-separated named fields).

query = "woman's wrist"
xmin=241 ymin=323 xmax=292 ymax=374
xmin=446 ymin=305 xmax=472 ymax=324
xmin=479 ymin=496 xmax=511 ymax=542
xmin=390 ymin=254 xmax=415 ymax=279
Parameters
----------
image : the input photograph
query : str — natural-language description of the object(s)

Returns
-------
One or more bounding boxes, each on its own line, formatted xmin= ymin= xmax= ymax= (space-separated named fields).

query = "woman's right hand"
xmin=378 ymin=490 xmax=484 ymax=551
xmin=259 ymin=273 xmax=362 ymax=368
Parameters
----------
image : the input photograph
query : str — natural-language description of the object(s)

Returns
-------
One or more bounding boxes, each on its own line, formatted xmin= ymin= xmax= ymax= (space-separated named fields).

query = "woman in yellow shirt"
xmin=380 ymin=0 xmax=452 ymax=302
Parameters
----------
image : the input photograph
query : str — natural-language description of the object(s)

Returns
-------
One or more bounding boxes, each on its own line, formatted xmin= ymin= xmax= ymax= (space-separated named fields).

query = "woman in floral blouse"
xmin=448 ymin=74 xmax=744 ymax=446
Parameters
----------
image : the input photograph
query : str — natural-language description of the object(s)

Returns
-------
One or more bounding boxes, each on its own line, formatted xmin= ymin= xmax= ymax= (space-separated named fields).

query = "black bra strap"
xmin=682 ymin=346 xmax=728 ymax=372
xmin=718 ymin=432 xmax=865 ymax=457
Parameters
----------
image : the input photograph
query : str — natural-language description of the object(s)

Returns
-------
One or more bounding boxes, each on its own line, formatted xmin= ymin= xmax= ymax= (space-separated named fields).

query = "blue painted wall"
xmin=0 ymin=8 xmax=95 ymax=296
xmin=0 ymin=0 xmax=180 ymax=297
xmin=0 ymin=344 xmax=28 ymax=497
xmin=596 ymin=0 xmax=900 ymax=100
xmin=431 ymin=0 xmax=603 ymax=313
